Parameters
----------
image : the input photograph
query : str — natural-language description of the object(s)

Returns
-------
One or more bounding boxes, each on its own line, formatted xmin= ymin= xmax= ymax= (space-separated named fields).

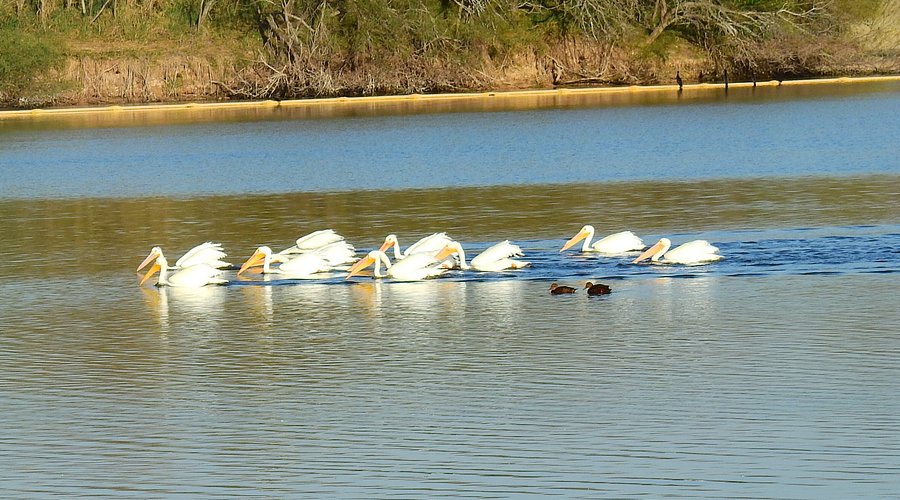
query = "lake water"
xmin=1 ymin=82 xmax=899 ymax=497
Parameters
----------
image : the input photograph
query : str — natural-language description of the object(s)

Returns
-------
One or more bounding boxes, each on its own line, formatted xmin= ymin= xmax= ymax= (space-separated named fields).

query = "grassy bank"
xmin=1 ymin=0 xmax=898 ymax=108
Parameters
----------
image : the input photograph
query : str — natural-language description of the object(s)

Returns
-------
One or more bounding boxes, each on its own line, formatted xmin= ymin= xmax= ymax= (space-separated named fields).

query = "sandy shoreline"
xmin=1 ymin=75 xmax=898 ymax=120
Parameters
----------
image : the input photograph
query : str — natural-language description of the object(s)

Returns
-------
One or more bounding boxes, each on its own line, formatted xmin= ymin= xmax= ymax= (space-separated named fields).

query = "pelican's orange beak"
xmin=239 ymin=249 xmax=267 ymax=275
xmin=434 ymin=244 xmax=457 ymax=261
xmin=140 ymin=262 xmax=161 ymax=286
xmin=633 ymin=240 xmax=665 ymax=263
xmin=560 ymin=228 xmax=589 ymax=252
xmin=346 ymin=255 xmax=376 ymax=279
xmin=137 ymin=250 xmax=161 ymax=272
xmin=378 ymin=238 xmax=393 ymax=253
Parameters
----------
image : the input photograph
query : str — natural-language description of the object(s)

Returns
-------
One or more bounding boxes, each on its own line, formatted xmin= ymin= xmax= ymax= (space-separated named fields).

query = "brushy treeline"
xmin=0 ymin=0 xmax=891 ymax=103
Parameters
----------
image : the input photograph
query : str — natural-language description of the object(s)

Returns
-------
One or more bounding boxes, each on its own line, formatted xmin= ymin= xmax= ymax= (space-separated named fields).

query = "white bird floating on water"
xmin=138 ymin=242 xmax=231 ymax=271
xmin=277 ymin=229 xmax=349 ymax=255
xmin=346 ymin=246 xmax=457 ymax=281
xmin=139 ymin=253 xmax=227 ymax=287
xmin=440 ymin=241 xmax=531 ymax=272
xmin=378 ymin=232 xmax=455 ymax=260
xmin=560 ymin=225 xmax=645 ymax=254
xmin=631 ymin=238 xmax=723 ymax=265
xmin=240 ymin=242 xmax=354 ymax=277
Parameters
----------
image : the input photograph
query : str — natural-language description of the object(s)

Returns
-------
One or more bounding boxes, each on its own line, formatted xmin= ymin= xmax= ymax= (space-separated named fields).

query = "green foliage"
xmin=639 ymin=30 xmax=678 ymax=61
xmin=0 ymin=26 xmax=64 ymax=96
xmin=830 ymin=0 xmax=883 ymax=22
xmin=165 ymin=0 xmax=201 ymax=31
xmin=730 ymin=0 xmax=783 ymax=10
xmin=207 ymin=0 xmax=262 ymax=31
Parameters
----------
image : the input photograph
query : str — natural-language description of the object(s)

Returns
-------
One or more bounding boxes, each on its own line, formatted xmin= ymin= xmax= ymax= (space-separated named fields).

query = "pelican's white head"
xmin=379 ymin=234 xmax=398 ymax=252
xmin=137 ymin=247 xmax=164 ymax=272
xmin=239 ymin=246 xmax=273 ymax=275
xmin=560 ymin=224 xmax=595 ymax=252
xmin=435 ymin=241 xmax=468 ymax=269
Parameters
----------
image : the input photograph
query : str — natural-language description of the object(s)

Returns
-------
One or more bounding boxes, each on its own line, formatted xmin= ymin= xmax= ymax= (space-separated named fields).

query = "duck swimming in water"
xmin=549 ymin=283 xmax=577 ymax=294
xmin=584 ymin=282 xmax=611 ymax=296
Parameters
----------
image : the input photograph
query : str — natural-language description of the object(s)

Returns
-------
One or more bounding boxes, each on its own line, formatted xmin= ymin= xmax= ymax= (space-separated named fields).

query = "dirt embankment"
xmin=19 ymin=1 xmax=900 ymax=108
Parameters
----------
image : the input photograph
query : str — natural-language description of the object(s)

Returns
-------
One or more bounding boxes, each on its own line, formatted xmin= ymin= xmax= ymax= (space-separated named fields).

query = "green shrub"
xmin=0 ymin=27 xmax=65 ymax=96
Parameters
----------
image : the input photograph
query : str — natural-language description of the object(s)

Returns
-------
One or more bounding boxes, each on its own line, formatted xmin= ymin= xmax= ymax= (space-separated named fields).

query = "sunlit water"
xmin=1 ymin=82 xmax=899 ymax=497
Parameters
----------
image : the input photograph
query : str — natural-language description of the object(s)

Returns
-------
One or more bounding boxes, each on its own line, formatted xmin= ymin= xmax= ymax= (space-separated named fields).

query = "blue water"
xmin=1 ymin=83 xmax=898 ymax=198
xmin=1 ymin=83 xmax=899 ymax=498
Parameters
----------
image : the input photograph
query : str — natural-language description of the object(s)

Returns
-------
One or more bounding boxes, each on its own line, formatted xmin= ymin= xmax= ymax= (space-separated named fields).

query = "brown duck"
xmin=585 ymin=282 xmax=611 ymax=296
xmin=549 ymin=283 xmax=577 ymax=295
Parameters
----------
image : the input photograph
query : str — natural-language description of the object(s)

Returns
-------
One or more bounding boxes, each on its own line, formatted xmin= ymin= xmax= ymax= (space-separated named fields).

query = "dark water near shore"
xmin=1 ymin=82 xmax=899 ymax=497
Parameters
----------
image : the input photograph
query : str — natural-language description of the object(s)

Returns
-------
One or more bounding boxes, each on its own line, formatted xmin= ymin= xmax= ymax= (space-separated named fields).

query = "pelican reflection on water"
xmin=143 ymin=284 xmax=229 ymax=333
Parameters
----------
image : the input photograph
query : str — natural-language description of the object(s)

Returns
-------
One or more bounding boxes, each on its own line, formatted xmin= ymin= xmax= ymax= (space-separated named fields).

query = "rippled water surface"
xmin=1 ymin=82 xmax=899 ymax=497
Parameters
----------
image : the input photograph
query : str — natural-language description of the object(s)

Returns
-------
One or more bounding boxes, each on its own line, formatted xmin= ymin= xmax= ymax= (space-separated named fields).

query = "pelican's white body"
xmin=446 ymin=241 xmax=531 ymax=272
xmin=562 ymin=225 xmax=645 ymax=254
xmin=382 ymin=232 xmax=455 ymax=260
xmin=244 ymin=245 xmax=349 ymax=276
xmin=278 ymin=229 xmax=349 ymax=255
xmin=349 ymin=250 xmax=448 ymax=281
xmin=145 ymin=254 xmax=227 ymax=287
xmin=634 ymin=238 xmax=723 ymax=265
xmin=173 ymin=242 xmax=231 ymax=269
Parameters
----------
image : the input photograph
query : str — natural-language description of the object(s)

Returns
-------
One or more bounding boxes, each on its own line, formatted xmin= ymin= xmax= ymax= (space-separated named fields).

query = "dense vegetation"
xmin=0 ymin=0 xmax=895 ymax=106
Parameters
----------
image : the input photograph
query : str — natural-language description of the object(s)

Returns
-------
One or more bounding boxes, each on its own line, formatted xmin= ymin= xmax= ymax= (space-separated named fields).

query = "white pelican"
xmin=379 ymin=232 xmax=455 ymax=260
xmin=560 ymin=225 xmax=645 ymax=254
xmin=138 ymin=243 xmax=231 ymax=271
xmin=139 ymin=254 xmax=227 ymax=287
xmin=277 ymin=229 xmax=348 ymax=255
xmin=239 ymin=244 xmax=348 ymax=276
xmin=346 ymin=248 xmax=454 ymax=281
xmin=632 ymin=238 xmax=723 ymax=265
xmin=298 ymin=240 xmax=357 ymax=265
xmin=440 ymin=241 xmax=531 ymax=272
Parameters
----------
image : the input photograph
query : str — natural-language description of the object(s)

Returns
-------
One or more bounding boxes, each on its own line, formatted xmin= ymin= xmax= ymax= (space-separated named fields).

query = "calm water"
xmin=1 ymin=82 xmax=899 ymax=497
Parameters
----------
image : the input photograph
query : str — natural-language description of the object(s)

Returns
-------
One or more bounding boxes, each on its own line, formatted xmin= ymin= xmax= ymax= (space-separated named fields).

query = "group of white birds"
xmin=136 ymin=226 xmax=722 ymax=288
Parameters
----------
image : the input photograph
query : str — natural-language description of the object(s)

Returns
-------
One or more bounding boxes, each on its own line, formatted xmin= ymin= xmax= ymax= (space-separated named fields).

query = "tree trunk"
xmin=644 ymin=5 xmax=677 ymax=46
xmin=198 ymin=0 xmax=217 ymax=29
xmin=39 ymin=0 xmax=49 ymax=24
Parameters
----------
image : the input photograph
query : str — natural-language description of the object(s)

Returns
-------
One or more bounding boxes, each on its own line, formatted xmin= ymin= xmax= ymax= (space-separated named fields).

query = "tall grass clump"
xmin=0 ymin=23 xmax=65 ymax=101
